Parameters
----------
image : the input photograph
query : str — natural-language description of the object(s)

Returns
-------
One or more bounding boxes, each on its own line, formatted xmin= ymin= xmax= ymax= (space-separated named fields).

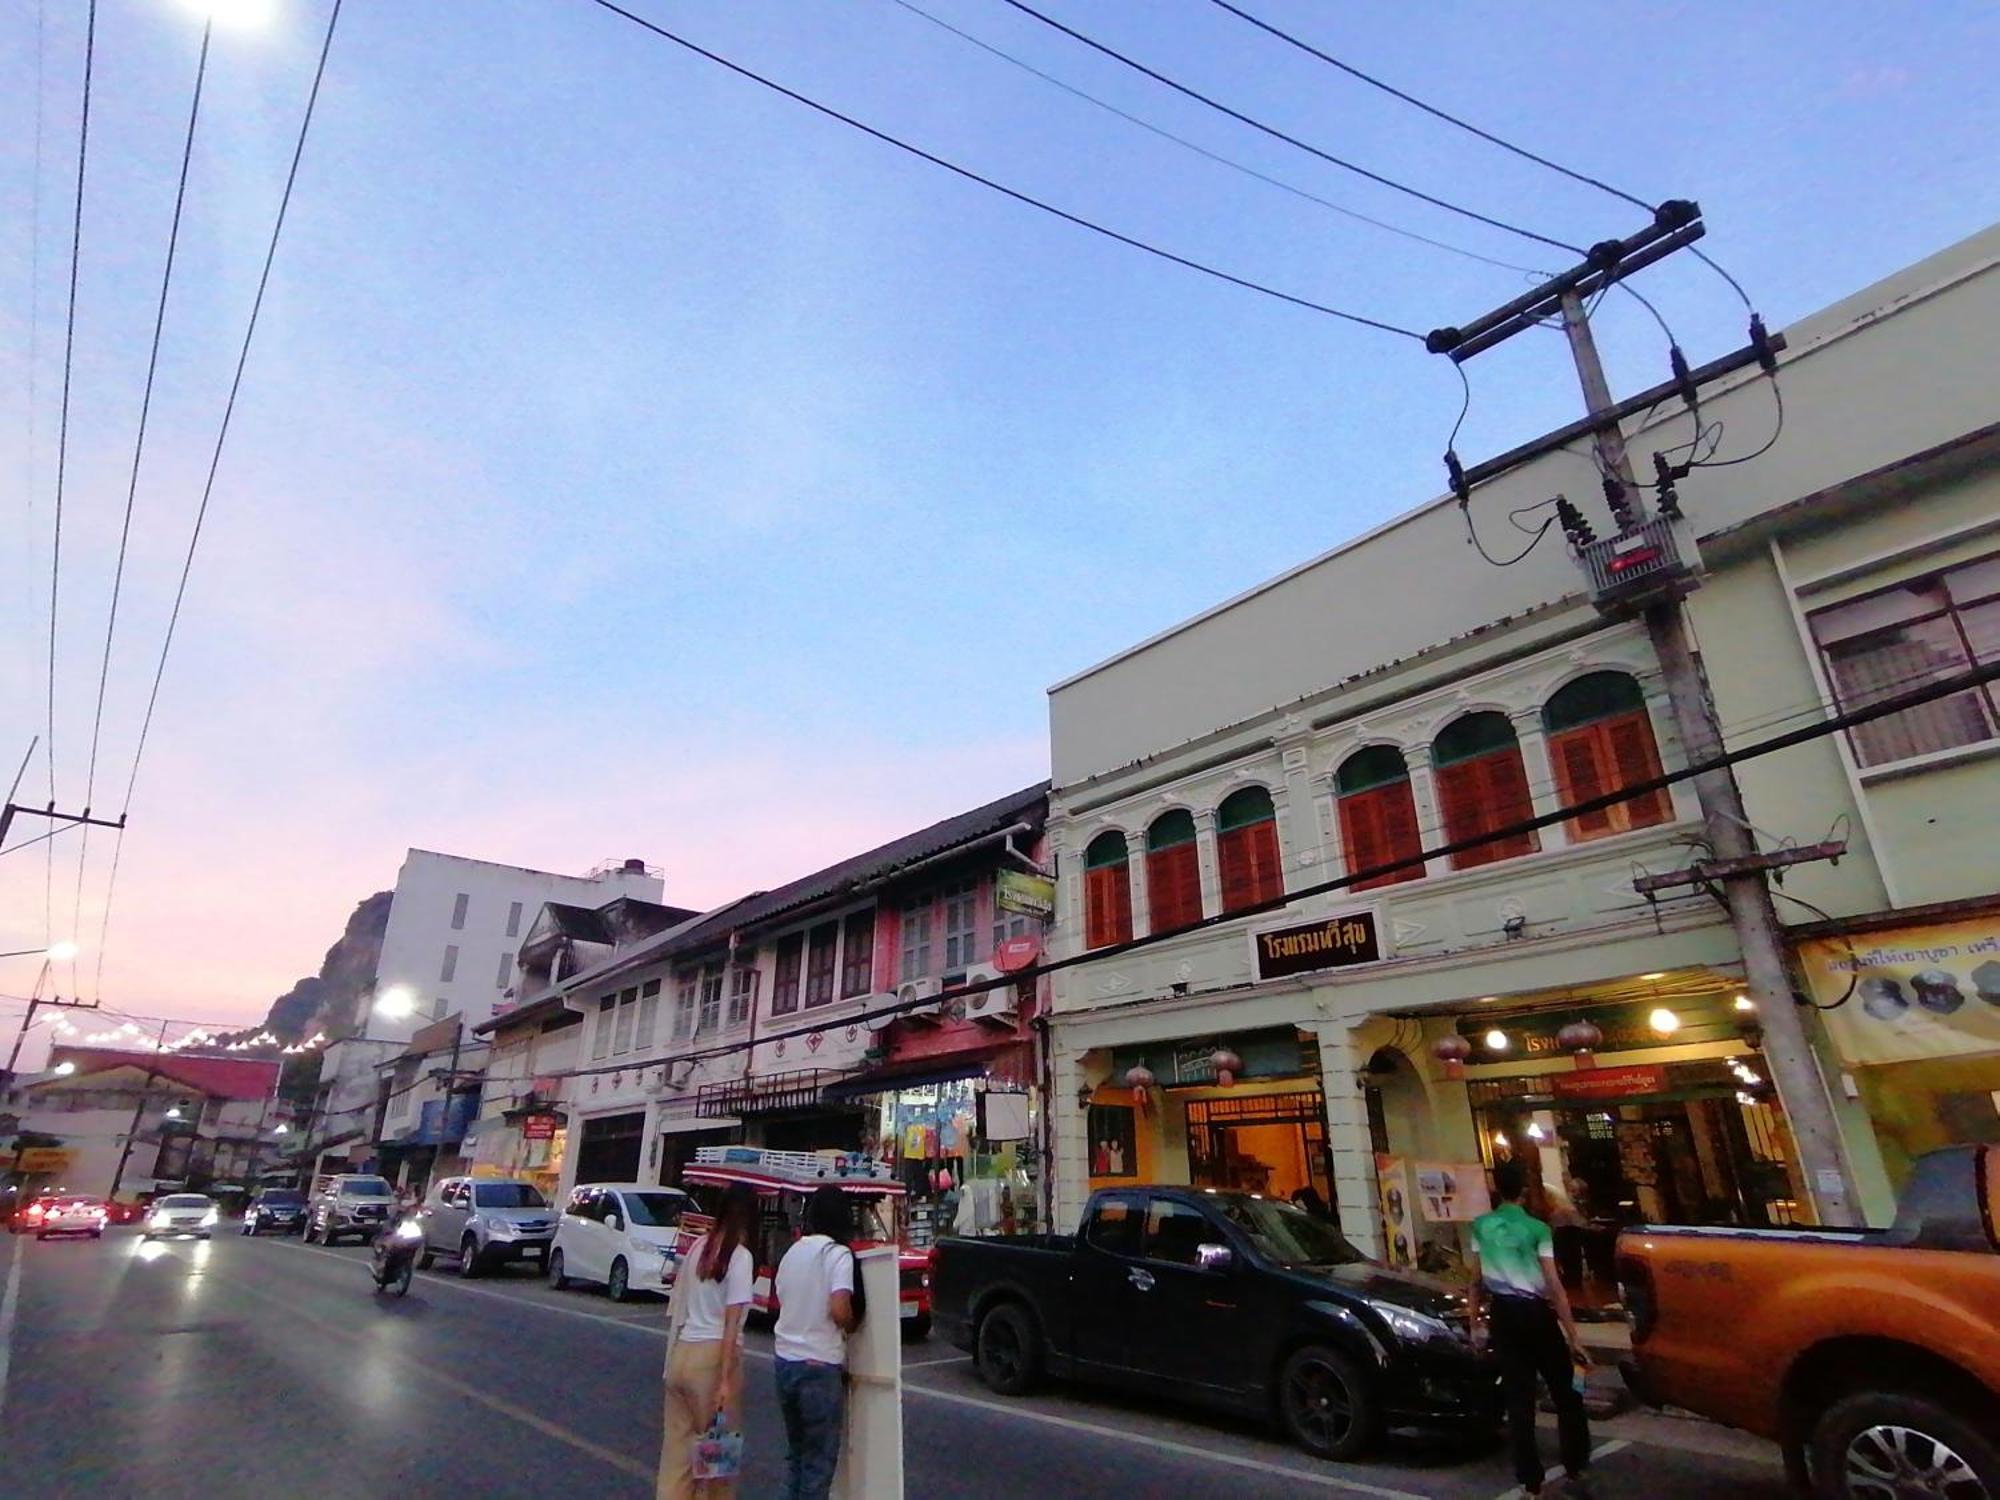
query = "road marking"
xmin=1488 ymin=1438 xmax=1630 ymax=1500
xmin=896 ymin=1380 xmax=1428 ymax=1499
xmin=224 ymin=1270 xmax=652 ymax=1481
xmin=0 ymin=1239 xmax=23 ymax=1419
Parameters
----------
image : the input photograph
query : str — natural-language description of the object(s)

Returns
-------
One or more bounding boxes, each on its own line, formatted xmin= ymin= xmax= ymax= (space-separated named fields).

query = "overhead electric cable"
xmin=996 ymin=0 xmax=1581 ymax=254
xmin=885 ymin=0 xmax=1543 ymax=276
xmin=1202 ymin=0 xmax=1760 ymax=315
xmin=94 ymin=0 xmax=347 ymax=1002
xmin=582 ymin=0 xmax=1423 ymax=338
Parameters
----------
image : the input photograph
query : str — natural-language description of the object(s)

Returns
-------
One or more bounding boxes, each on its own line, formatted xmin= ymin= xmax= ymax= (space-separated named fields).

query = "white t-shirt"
xmin=773 ymin=1234 xmax=855 ymax=1366
xmin=677 ymin=1240 xmax=755 ymax=1344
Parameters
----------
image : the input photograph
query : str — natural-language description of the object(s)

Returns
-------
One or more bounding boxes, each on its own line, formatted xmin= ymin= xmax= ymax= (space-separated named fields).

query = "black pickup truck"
xmin=932 ymin=1185 xmax=1500 ymax=1459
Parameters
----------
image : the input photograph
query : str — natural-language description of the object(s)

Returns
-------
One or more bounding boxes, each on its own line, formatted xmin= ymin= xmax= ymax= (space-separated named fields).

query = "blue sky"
xmin=3 ymin=0 xmax=1996 ymax=1026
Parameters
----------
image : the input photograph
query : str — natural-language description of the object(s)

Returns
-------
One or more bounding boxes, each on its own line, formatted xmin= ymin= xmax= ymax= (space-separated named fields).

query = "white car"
xmin=143 ymin=1193 xmax=220 ymax=1240
xmin=547 ymin=1183 xmax=693 ymax=1302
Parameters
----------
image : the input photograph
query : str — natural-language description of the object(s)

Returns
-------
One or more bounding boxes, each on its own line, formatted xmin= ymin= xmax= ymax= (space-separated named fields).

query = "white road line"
xmin=0 ymin=1240 xmax=23 ymax=1419
xmin=898 ymin=1381 xmax=1429 ymax=1499
xmin=1488 ymin=1437 xmax=1630 ymax=1500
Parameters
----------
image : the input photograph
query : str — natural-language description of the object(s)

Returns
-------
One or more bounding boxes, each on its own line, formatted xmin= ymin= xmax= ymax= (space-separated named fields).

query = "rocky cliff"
xmin=261 ymin=890 xmax=394 ymax=1042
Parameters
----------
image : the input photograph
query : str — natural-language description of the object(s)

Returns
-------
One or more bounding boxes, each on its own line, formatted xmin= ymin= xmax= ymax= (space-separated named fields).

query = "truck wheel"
xmin=1810 ymin=1391 xmax=2000 ymax=1500
xmin=975 ymin=1303 xmax=1041 ymax=1396
xmin=1277 ymin=1345 xmax=1382 ymax=1461
xmin=459 ymin=1236 xmax=482 ymax=1278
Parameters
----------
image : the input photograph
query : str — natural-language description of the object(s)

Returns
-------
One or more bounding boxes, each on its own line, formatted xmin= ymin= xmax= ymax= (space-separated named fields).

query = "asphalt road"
xmin=1 ymin=1225 xmax=1790 ymax=1498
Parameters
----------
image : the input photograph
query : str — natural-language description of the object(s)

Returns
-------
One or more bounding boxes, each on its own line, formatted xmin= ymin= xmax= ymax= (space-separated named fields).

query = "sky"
xmin=2 ymin=0 xmax=1996 ymax=1038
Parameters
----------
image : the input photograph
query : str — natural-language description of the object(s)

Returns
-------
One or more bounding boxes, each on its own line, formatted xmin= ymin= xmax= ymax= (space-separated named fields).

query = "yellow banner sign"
xmin=14 ymin=1147 xmax=75 ymax=1174
xmin=1801 ymin=914 xmax=2000 ymax=1066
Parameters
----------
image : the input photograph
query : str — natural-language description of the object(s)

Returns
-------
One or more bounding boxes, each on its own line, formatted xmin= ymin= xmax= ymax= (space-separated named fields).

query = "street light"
xmin=273 ymin=1123 xmax=290 ymax=1136
xmin=374 ymin=985 xmax=417 ymax=1021
xmin=182 ymin=0 xmax=275 ymax=28
xmin=51 ymin=1060 xmax=75 ymax=1076
xmin=0 ymin=940 xmax=77 ymax=961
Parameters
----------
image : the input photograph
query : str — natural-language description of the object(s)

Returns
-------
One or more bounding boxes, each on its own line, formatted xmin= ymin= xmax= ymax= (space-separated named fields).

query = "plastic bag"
xmin=691 ymin=1414 xmax=744 ymax=1481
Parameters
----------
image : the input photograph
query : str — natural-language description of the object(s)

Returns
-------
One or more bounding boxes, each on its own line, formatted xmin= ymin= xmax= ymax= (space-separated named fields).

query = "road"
xmin=1 ymin=1226 xmax=1789 ymax=1498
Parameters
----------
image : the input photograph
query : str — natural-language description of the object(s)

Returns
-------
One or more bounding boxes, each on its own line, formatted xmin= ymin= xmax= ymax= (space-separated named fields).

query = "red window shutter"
xmin=1478 ymin=747 xmax=1540 ymax=861
xmin=1146 ymin=842 xmax=1203 ymax=932
xmin=1605 ymin=711 xmax=1672 ymax=828
xmin=1437 ymin=760 xmax=1489 ymax=869
xmin=1086 ymin=863 xmax=1132 ymax=949
xmin=1443 ymin=749 xmax=1538 ymax=869
xmin=1342 ymin=783 xmax=1424 ymax=890
xmin=1218 ymin=819 xmax=1282 ymax=913
xmin=1550 ymin=727 xmax=1616 ymax=839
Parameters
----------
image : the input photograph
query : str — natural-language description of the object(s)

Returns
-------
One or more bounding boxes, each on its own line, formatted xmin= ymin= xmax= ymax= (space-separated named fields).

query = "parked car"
xmin=304 ymin=1174 xmax=397 ymax=1245
xmin=933 ymin=1185 xmax=1500 ymax=1460
xmin=241 ymin=1186 xmax=309 ymax=1236
xmin=418 ymin=1176 xmax=557 ymax=1277
xmin=25 ymin=1194 xmax=109 ymax=1240
xmin=1619 ymin=1143 xmax=2000 ymax=1496
xmin=142 ymin=1193 xmax=219 ymax=1241
xmin=549 ymin=1182 xmax=695 ymax=1302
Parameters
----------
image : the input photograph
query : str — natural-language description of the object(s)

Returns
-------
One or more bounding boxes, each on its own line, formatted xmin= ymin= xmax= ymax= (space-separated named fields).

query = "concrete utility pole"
xmin=107 ymin=1017 xmax=177 ymax=1202
xmin=1427 ymin=202 xmax=1863 ymax=1226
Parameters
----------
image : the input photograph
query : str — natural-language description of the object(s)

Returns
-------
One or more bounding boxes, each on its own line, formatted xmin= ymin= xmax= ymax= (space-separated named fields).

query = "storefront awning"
xmin=823 ymin=1055 xmax=1011 ymax=1102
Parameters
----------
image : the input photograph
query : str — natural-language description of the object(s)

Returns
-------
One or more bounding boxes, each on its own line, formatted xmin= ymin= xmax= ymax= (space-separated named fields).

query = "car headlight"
xmin=201 ymin=1208 xmax=220 ymax=1227
xmin=395 ymin=1221 xmax=424 ymax=1242
xmin=1365 ymin=1298 xmax=1458 ymax=1345
xmin=149 ymin=1214 xmax=170 ymax=1229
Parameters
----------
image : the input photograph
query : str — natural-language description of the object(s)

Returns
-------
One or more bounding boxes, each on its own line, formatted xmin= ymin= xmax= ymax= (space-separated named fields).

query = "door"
xmin=1127 ymin=1195 xmax=1253 ymax=1397
xmin=1068 ymin=1192 xmax=1146 ymax=1374
xmin=428 ymin=1179 xmax=467 ymax=1250
xmin=569 ymin=1188 xmax=606 ymax=1279
xmin=601 ymin=1191 xmax=632 ymax=1271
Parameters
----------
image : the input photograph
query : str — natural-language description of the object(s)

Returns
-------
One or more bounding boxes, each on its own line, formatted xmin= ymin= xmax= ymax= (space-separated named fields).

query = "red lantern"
xmin=1125 ymin=1064 xmax=1156 ymax=1115
xmin=1210 ymin=1048 xmax=1242 ymax=1088
xmin=1557 ymin=1020 xmax=1603 ymax=1071
xmin=1433 ymin=1033 xmax=1472 ymax=1080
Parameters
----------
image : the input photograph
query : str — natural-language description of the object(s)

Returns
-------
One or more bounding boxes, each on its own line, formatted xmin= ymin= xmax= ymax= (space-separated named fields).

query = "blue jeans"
xmin=774 ymin=1358 xmax=845 ymax=1500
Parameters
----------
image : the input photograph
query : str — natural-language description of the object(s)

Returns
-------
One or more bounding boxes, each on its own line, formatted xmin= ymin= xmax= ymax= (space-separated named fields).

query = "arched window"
xmin=1083 ymin=831 xmax=1133 ymax=950
xmin=1543 ymin=672 xmax=1672 ymax=839
xmin=1216 ymin=786 xmax=1283 ymax=913
xmin=1432 ymin=712 xmax=1539 ymax=869
xmin=1145 ymin=810 xmax=1203 ymax=934
xmin=1335 ymin=745 xmax=1425 ymax=890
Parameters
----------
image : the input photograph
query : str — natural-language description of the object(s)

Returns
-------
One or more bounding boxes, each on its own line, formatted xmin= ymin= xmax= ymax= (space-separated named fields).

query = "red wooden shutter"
xmin=1218 ymin=818 xmax=1283 ymax=912
xmin=1437 ymin=760 xmax=1489 ymax=869
xmin=1478 ymin=748 xmax=1540 ymax=860
xmin=1340 ymin=779 xmax=1425 ymax=890
xmin=1550 ymin=727 xmax=1616 ymax=838
xmin=1605 ymin=711 xmax=1672 ymax=828
xmin=1147 ymin=842 xmax=1202 ymax=932
xmin=1443 ymin=749 xmax=1538 ymax=868
xmin=1086 ymin=864 xmax=1132 ymax=949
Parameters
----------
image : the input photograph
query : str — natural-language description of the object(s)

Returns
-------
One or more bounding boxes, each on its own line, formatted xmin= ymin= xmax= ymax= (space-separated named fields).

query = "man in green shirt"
xmin=1468 ymin=1160 xmax=1593 ymax=1497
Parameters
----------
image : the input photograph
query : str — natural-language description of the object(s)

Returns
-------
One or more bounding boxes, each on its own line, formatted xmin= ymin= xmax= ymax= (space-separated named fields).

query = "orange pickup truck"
xmin=1618 ymin=1143 xmax=2000 ymax=1498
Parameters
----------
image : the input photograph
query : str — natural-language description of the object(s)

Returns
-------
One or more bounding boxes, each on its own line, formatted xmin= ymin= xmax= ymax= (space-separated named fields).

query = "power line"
xmin=46 ymin=0 xmax=97 ymax=923
xmin=95 ymin=0 xmax=348 ymax=1003
xmin=581 ymin=0 xmax=1422 ymax=339
xmin=996 ymin=0 xmax=1580 ymax=255
xmin=1204 ymin=0 xmax=1656 ymax=212
xmin=1203 ymin=0 xmax=1761 ymax=318
xmin=883 ymin=0 xmax=1544 ymax=277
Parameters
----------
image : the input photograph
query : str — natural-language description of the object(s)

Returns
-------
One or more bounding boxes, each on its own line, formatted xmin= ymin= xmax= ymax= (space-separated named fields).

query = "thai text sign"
xmin=1803 ymin=915 xmax=2000 ymax=1065
xmin=521 ymin=1114 xmax=558 ymax=1141
xmin=14 ymin=1147 xmax=74 ymax=1173
xmin=996 ymin=870 xmax=1055 ymax=920
xmin=1252 ymin=910 xmax=1382 ymax=981
xmin=1551 ymin=1064 xmax=1667 ymax=1102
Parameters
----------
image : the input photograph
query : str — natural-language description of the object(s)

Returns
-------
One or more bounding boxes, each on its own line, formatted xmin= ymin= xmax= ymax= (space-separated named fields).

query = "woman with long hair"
xmin=658 ymin=1181 xmax=758 ymax=1499
xmin=772 ymin=1185 xmax=865 ymax=1500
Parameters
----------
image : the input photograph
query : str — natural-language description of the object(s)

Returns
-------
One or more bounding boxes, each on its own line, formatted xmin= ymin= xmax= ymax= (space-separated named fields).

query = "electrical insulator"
xmin=1603 ymin=475 xmax=1640 ymax=532
xmin=1554 ymin=495 xmax=1595 ymax=548
xmin=1653 ymin=452 xmax=1683 ymax=520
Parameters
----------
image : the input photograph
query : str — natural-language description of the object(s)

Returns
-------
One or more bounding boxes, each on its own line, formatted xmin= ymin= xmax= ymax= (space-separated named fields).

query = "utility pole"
xmin=0 ymin=800 xmax=127 ymax=851
xmin=107 ymin=1017 xmax=177 ymax=1203
xmin=2 ymin=992 xmax=103 ymax=1089
xmin=1428 ymin=202 xmax=1863 ymax=1226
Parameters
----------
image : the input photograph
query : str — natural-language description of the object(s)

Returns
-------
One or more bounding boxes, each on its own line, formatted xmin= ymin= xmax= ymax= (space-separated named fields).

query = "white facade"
xmin=371 ymin=849 xmax=663 ymax=1041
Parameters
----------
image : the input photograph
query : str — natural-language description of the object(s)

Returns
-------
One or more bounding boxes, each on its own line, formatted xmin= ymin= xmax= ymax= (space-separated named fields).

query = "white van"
xmin=548 ymin=1182 xmax=693 ymax=1302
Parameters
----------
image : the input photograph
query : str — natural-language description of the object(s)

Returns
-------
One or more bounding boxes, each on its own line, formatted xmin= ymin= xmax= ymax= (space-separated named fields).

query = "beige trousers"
xmin=658 ymin=1337 xmax=738 ymax=1500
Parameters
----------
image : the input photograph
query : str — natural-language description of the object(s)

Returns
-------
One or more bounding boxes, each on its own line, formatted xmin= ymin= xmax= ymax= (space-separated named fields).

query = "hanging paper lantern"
xmin=1124 ymin=1064 xmax=1156 ymax=1091
xmin=1433 ymin=1033 xmax=1472 ymax=1080
xmin=1557 ymin=1019 xmax=1603 ymax=1070
xmin=1211 ymin=1048 xmax=1243 ymax=1087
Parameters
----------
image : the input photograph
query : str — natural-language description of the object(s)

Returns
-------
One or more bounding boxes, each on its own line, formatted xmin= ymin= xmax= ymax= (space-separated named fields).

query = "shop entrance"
xmin=1185 ymin=1090 xmax=1333 ymax=1207
xmin=573 ymin=1111 xmax=645 ymax=1185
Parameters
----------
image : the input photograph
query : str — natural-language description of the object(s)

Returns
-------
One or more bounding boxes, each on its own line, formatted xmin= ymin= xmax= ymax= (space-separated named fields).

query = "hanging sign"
xmin=13 ymin=1147 xmax=74 ymax=1173
xmin=996 ymin=870 xmax=1056 ymax=920
xmin=1801 ymin=915 xmax=2000 ymax=1065
xmin=1251 ymin=910 xmax=1383 ymax=982
xmin=521 ymin=1114 xmax=559 ymax=1141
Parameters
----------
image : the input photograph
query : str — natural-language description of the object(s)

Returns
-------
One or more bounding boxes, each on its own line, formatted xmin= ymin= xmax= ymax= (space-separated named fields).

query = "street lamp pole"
xmin=107 ymin=1017 xmax=177 ymax=1202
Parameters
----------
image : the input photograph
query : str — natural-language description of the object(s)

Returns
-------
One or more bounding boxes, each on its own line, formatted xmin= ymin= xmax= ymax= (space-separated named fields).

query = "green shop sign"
xmin=1458 ymin=994 xmax=1745 ymax=1065
xmin=1109 ymin=1027 xmax=1304 ymax=1087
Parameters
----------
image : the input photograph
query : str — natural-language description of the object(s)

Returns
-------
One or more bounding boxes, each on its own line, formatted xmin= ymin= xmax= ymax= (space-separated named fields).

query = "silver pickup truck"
xmin=418 ymin=1176 xmax=557 ymax=1276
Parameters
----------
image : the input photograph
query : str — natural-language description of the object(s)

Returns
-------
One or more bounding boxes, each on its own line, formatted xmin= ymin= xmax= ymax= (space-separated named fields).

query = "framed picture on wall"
xmin=1088 ymin=1104 xmax=1137 ymax=1178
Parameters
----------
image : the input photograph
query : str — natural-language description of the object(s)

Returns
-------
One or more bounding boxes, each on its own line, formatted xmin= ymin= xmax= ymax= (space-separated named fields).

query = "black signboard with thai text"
xmin=1252 ymin=911 xmax=1383 ymax=982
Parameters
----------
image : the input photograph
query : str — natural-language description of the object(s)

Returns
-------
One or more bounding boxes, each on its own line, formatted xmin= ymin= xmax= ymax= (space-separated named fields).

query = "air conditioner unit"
xmin=897 ymin=978 xmax=943 ymax=1024
xmin=959 ymin=964 xmax=1006 ymax=1013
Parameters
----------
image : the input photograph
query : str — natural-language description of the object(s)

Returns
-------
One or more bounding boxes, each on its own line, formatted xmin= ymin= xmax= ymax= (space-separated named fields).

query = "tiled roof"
xmin=41 ymin=1047 xmax=281 ymax=1101
xmin=476 ymin=781 xmax=1048 ymax=1033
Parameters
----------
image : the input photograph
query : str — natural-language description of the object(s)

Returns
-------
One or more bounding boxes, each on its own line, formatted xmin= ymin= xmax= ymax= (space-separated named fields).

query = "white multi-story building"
xmin=371 ymin=849 xmax=665 ymax=1040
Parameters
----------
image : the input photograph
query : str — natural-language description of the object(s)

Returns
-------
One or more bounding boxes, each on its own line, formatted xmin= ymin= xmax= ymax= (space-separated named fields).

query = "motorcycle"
xmin=371 ymin=1215 xmax=424 ymax=1297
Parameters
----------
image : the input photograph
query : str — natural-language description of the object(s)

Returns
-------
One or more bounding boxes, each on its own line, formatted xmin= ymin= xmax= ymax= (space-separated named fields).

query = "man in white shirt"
xmin=772 ymin=1186 xmax=859 ymax=1500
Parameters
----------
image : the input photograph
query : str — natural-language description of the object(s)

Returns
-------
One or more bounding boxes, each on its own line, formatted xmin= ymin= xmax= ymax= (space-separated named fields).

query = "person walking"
xmin=772 ymin=1185 xmax=863 ymax=1500
xmin=1468 ymin=1160 xmax=1594 ymax=1498
xmin=658 ymin=1182 xmax=757 ymax=1500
